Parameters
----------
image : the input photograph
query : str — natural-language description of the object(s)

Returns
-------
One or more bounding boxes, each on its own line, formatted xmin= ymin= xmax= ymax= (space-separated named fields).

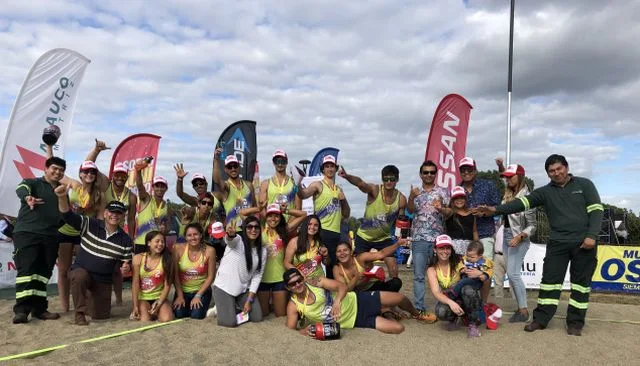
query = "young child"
xmin=452 ymin=241 xmax=494 ymax=295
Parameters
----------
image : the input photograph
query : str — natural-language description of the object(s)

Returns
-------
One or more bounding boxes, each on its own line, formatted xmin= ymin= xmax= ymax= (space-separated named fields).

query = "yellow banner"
xmin=592 ymin=245 xmax=640 ymax=293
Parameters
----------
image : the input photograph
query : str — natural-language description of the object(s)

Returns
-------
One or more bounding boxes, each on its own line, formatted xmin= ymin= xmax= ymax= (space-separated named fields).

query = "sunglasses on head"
xmin=273 ymin=158 xmax=288 ymax=165
xmin=382 ymin=176 xmax=398 ymax=182
xmin=226 ymin=163 xmax=240 ymax=169
xmin=199 ymin=200 xmax=214 ymax=206
xmin=421 ymin=170 xmax=436 ymax=176
xmin=246 ymin=224 xmax=261 ymax=231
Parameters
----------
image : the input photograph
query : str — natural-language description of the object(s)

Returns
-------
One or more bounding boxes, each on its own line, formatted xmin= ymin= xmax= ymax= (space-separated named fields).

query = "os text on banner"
xmin=592 ymin=245 xmax=640 ymax=293
xmin=308 ymin=147 xmax=340 ymax=177
xmin=215 ymin=120 xmax=258 ymax=182
xmin=109 ymin=133 xmax=161 ymax=196
xmin=424 ymin=94 xmax=473 ymax=190
xmin=0 ymin=48 xmax=90 ymax=216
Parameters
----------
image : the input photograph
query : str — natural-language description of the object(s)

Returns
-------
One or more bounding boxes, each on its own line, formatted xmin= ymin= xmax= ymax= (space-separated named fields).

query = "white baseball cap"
xmin=80 ymin=161 xmax=98 ymax=171
xmin=322 ymin=155 xmax=337 ymax=166
xmin=224 ymin=155 xmax=239 ymax=166
xmin=112 ymin=162 xmax=129 ymax=175
xmin=458 ymin=157 xmax=476 ymax=169
xmin=451 ymin=186 xmax=466 ymax=199
xmin=435 ymin=234 xmax=453 ymax=248
xmin=153 ymin=176 xmax=168 ymax=186
xmin=191 ymin=173 xmax=207 ymax=183
xmin=266 ymin=203 xmax=281 ymax=215
xmin=209 ymin=222 xmax=225 ymax=239
xmin=272 ymin=149 xmax=287 ymax=159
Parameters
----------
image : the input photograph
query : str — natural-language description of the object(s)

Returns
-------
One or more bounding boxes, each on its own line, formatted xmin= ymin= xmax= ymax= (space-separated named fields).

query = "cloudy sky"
xmin=1 ymin=0 xmax=638 ymax=216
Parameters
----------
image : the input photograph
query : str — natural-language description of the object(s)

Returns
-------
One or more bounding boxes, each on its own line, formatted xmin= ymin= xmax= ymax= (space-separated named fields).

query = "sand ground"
xmin=2 ymin=267 xmax=639 ymax=365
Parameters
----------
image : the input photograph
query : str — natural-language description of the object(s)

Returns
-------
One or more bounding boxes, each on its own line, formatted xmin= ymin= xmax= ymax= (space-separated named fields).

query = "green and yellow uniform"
xmin=356 ymin=186 xmax=400 ymax=242
xmin=222 ymin=179 xmax=252 ymax=231
xmin=314 ymin=181 xmax=341 ymax=233
xmin=291 ymin=284 xmax=357 ymax=328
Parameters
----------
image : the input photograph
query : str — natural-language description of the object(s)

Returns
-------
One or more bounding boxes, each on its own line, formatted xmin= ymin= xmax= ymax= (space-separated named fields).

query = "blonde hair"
xmin=503 ymin=175 xmax=527 ymax=203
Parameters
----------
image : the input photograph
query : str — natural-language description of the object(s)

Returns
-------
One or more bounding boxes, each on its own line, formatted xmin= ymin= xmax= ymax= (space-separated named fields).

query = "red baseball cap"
xmin=224 ymin=155 xmax=239 ymax=166
xmin=266 ymin=203 xmax=281 ymax=215
xmin=435 ymin=234 xmax=453 ymax=248
xmin=450 ymin=186 xmax=466 ymax=199
xmin=112 ymin=162 xmax=129 ymax=175
xmin=501 ymin=164 xmax=525 ymax=178
xmin=209 ymin=222 xmax=225 ymax=239
xmin=80 ymin=161 xmax=98 ymax=171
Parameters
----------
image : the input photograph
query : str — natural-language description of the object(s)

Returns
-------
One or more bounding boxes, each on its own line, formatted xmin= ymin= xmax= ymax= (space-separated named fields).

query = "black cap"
xmin=283 ymin=268 xmax=303 ymax=284
xmin=106 ymin=201 xmax=126 ymax=213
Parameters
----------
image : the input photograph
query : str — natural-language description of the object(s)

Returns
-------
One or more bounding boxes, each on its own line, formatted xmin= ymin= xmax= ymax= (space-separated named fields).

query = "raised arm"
xmin=86 ymin=139 xmax=111 ymax=191
xmin=258 ymin=179 xmax=269 ymax=209
xmin=174 ymin=163 xmax=197 ymax=206
xmin=135 ymin=165 xmax=150 ymax=204
xmin=338 ymin=167 xmax=376 ymax=199
xmin=127 ymin=193 xmax=137 ymax=236
xmin=285 ymin=208 xmax=307 ymax=231
xmin=358 ymin=241 xmax=401 ymax=264
xmin=212 ymin=147 xmax=228 ymax=193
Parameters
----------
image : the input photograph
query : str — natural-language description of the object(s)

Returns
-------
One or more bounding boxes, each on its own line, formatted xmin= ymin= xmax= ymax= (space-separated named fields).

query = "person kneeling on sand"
xmin=131 ymin=231 xmax=174 ymax=322
xmin=427 ymin=235 xmax=484 ymax=337
xmin=55 ymin=185 xmax=132 ymax=326
xmin=284 ymin=268 xmax=434 ymax=335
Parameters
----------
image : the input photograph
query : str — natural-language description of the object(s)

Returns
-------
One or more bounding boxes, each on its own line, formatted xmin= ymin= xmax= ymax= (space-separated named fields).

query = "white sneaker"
xmin=206 ymin=305 xmax=217 ymax=318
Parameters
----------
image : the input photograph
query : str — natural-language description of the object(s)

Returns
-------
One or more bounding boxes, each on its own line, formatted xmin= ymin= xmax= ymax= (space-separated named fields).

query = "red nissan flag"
xmin=424 ymin=94 xmax=473 ymax=190
xmin=109 ymin=133 xmax=161 ymax=196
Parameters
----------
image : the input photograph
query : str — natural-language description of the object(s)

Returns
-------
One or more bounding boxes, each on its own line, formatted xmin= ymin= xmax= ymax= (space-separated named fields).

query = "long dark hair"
xmin=295 ymin=215 xmax=322 ymax=255
xmin=428 ymin=246 xmax=462 ymax=277
xmin=184 ymin=223 xmax=206 ymax=251
xmin=144 ymin=230 xmax=173 ymax=283
xmin=266 ymin=212 xmax=289 ymax=245
xmin=241 ymin=216 xmax=263 ymax=272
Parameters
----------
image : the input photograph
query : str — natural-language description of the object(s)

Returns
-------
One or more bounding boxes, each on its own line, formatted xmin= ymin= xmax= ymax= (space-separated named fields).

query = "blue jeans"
xmin=504 ymin=230 xmax=530 ymax=309
xmin=412 ymin=240 xmax=433 ymax=311
xmin=174 ymin=287 xmax=212 ymax=319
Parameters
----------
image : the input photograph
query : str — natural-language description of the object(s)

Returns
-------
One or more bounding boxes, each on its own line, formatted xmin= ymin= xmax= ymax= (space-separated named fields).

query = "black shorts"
xmin=58 ymin=232 xmax=81 ymax=245
xmin=258 ymin=281 xmax=287 ymax=292
xmin=354 ymin=235 xmax=394 ymax=255
xmin=354 ymin=291 xmax=382 ymax=329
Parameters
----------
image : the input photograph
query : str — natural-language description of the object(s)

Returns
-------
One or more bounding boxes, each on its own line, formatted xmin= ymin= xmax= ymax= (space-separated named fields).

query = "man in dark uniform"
xmin=12 ymin=157 xmax=66 ymax=324
xmin=474 ymin=154 xmax=603 ymax=336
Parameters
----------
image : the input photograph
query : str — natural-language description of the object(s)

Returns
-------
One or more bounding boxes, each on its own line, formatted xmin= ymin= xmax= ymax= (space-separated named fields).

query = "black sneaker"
xmin=509 ymin=311 xmax=530 ymax=323
xmin=12 ymin=313 xmax=29 ymax=324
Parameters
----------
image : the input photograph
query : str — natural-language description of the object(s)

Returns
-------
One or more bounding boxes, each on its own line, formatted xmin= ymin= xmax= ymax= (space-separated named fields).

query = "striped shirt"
xmin=63 ymin=211 xmax=132 ymax=283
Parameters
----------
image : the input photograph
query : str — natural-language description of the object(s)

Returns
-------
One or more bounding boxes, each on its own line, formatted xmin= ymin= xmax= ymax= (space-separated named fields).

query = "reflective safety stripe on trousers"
xmin=16 ymin=289 xmax=48 ymax=298
xmin=15 ymin=274 xmax=49 ymax=284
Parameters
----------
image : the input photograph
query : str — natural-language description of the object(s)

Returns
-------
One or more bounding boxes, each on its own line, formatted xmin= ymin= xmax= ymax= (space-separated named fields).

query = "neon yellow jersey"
xmin=292 ymin=241 xmax=325 ymax=280
xmin=291 ymin=284 xmax=357 ymax=329
xmin=138 ymin=253 xmax=165 ymax=301
xmin=314 ymin=180 xmax=341 ymax=233
xmin=223 ymin=179 xmax=252 ymax=231
xmin=192 ymin=204 xmax=219 ymax=240
xmin=356 ymin=186 xmax=400 ymax=242
xmin=261 ymin=229 xmax=286 ymax=283
xmin=267 ymin=176 xmax=296 ymax=213
xmin=59 ymin=187 xmax=95 ymax=236
xmin=134 ymin=198 xmax=168 ymax=245
xmin=436 ymin=261 xmax=465 ymax=290
xmin=105 ymin=183 xmax=131 ymax=212
xmin=178 ymin=246 xmax=208 ymax=293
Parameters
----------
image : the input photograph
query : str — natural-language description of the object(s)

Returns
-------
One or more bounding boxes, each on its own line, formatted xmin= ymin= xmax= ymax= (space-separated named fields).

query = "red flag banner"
xmin=109 ymin=133 xmax=161 ymax=196
xmin=424 ymin=94 xmax=473 ymax=190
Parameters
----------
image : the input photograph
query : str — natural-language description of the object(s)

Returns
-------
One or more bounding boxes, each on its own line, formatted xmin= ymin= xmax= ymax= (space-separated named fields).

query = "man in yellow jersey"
xmin=134 ymin=171 xmax=169 ymax=254
xmin=258 ymin=149 xmax=301 ymax=212
xmin=297 ymin=155 xmax=350 ymax=279
xmin=213 ymin=147 xmax=256 ymax=231
xmin=174 ymin=163 xmax=222 ymax=207
xmin=339 ymin=165 xmax=406 ymax=279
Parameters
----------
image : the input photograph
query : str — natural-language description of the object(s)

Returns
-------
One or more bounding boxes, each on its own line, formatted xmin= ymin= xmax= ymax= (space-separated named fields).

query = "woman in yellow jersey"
xmin=283 ymin=215 xmax=328 ymax=281
xmin=284 ymin=268 xmax=430 ymax=335
xmin=333 ymin=240 xmax=407 ymax=293
xmin=172 ymin=223 xmax=216 ymax=319
xmin=48 ymin=141 xmax=105 ymax=312
xmin=131 ymin=231 xmax=174 ymax=322
xmin=239 ymin=203 xmax=306 ymax=317
xmin=427 ymin=235 xmax=483 ymax=337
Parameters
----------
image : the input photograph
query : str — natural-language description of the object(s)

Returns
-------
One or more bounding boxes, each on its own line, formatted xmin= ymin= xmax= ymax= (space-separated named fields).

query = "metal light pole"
xmin=506 ymin=0 xmax=515 ymax=165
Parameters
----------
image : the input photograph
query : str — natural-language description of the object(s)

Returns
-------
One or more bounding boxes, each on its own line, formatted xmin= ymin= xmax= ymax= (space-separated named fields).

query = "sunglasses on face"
xmin=382 ymin=176 xmax=398 ymax=182
xmin=226 ymin=164 xmax=240 ymax=169
xmin=199 ymin=200 xmax=214 ymax=206
xmin=287 ymin=277 xmax=304 ymax=288
xmin=246 ymin=224 xmax=261 ymax=231
xmin=421 ymin=170 xmax=436 ymax=176
xmin=193 ymin=181 xmax=207 ymax=186
xmin=273 ymin=158 xmax=288 ymax=165
xmin=81 ymin=169 xmax=97 ymax=175
xmin=460 ymin=167 xmax=475 ymax=174
xmin=153 ymin=183 xmax=167 ymax=188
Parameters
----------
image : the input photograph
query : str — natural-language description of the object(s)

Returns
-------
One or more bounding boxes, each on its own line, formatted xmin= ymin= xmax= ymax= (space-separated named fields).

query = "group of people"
xmin=10 ymin=137 xmax=603 ymax=337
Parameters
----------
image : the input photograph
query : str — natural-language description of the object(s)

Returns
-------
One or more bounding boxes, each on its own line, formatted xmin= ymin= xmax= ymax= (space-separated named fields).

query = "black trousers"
xmin=320 ymin=229 xmax=341 ymax=279
xmin=12 ymin=232 xmax=59 ymax=315
xmin=534 ymin=240 xmax=597 ymax=329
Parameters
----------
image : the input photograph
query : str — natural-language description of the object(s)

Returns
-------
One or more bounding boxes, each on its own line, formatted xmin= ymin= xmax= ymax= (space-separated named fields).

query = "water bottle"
xmin=134 ymin=156 xmax=154 ymax=171
xmin=394 ymin=215 xmax=411 ymax=239
xmin=307 ymin=322 xmax=341 ymax=340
